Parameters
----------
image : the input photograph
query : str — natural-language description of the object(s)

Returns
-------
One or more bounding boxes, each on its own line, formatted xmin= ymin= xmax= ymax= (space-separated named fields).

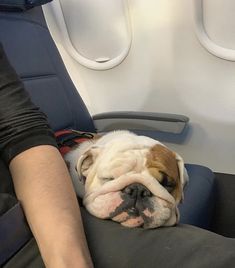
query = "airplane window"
xmin=193 ymin=0 xmax=235 ymax=61
xmin=45 ymin=0 xmax=132 ymax=70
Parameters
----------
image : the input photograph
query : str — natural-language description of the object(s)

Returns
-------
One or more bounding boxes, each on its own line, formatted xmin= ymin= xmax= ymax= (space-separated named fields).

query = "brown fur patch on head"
xmin=146 ymin=144 xmax=182 ymax=202
xmin=146 ymin=145 xmax=179 ymax=180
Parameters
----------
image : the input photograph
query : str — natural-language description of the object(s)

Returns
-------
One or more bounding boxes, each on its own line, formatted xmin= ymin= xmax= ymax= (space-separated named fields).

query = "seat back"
xmin=0 ymin=5 xmax=95 ymax=132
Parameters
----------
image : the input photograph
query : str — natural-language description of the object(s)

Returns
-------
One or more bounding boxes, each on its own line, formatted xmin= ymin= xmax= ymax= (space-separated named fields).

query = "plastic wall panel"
xmin=43 ymin=0 xmax=235 ymax=174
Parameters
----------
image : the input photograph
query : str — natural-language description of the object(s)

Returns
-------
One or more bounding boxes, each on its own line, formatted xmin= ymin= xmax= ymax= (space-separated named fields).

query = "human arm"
xmin=10 ymin=145 xmax=93 ymax=268
xmin=0 ymin=44 xmax=93 ymax=267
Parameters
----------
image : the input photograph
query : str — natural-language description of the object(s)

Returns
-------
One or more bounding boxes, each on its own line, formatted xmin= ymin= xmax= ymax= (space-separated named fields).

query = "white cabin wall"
xmin=43 ymin=0 xmax=235 ymax=174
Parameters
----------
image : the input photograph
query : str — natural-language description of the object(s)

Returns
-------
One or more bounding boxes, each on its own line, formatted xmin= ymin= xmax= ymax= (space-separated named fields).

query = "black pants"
xmin=2 ymin=160 xmax=235 ymax=268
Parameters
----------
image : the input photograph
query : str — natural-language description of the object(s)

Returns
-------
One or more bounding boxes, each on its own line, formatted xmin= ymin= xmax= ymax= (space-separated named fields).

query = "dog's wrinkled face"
xmin=66 ymin=131 xmax=188 ymax=229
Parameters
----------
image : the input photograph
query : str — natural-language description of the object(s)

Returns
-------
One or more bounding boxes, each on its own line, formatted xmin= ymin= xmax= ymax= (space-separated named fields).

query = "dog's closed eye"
xmin=102 ymin=177 xmax=114 ymax=183
xmin=160 ymin=173 xmax=176 ymax=193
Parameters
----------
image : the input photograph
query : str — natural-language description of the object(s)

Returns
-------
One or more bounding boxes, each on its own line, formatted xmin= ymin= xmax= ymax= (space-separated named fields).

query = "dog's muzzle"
xmin=108 ymin=183 xmax=156 ymax=228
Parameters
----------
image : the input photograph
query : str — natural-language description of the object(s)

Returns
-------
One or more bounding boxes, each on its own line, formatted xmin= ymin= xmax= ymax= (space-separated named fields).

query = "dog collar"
xmin=55 ymin=129 xmax=95 ymax=156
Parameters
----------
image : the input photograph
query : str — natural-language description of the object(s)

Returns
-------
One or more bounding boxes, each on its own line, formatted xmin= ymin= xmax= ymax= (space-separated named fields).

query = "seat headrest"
xmin=0 ymin=0 xmax=52 ymax=11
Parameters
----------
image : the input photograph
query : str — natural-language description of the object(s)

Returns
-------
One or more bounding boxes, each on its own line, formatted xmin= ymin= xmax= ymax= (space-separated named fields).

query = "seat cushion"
xmin=178 ymin=164 xmax=215 ymax=229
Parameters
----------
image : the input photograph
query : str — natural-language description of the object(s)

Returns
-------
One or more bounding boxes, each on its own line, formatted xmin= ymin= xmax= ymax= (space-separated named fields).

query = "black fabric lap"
xmin=4 ymin=207 xmax=235 ymax=268
xmin=81 ymin=208 xmax=235 ymax=268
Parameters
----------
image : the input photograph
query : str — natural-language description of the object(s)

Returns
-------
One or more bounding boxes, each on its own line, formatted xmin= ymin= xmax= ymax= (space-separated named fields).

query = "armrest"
xmin=92 ymin=111 xmax=189 ymax=134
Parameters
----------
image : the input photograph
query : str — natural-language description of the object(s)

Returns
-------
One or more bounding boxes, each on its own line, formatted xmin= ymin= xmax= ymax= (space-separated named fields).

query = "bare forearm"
xmin=9 ymin=145 xmax=93 ymax=268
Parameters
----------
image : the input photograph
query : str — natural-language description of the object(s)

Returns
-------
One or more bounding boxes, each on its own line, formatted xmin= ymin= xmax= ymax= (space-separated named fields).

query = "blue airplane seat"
xmin=0 ymin=3 xmax=215 ymax=231
xmin=0 ymin=5 xmax=95 ymax=133
xmin=179 ymin=164 xmax=215 ymax=229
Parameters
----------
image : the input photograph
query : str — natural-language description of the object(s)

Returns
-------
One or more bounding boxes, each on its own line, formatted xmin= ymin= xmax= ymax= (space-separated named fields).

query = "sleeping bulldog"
xmin=64 ymin=130 xmax=188 ymax=229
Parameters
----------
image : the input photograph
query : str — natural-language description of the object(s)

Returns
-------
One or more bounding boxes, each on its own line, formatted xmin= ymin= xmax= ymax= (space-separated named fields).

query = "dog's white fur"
xmin=65 ymin=130 xmax=188 ymax=228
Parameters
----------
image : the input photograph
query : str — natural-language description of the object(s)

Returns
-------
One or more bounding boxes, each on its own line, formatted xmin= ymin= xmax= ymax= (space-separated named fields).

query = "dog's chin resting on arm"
xmin=65 ymin=130 xmax=188 ymax=229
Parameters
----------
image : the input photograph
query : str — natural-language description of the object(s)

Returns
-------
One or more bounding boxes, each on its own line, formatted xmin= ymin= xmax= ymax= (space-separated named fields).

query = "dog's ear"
xmin=76 ymin=147 xmax=101 ymax=184
xmin=175 ymin=152 xmax=189 ymax=202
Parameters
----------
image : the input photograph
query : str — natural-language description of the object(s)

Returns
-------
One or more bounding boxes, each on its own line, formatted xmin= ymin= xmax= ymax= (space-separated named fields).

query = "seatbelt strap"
xmin=0 ymin=203 xmax=32 ymax=266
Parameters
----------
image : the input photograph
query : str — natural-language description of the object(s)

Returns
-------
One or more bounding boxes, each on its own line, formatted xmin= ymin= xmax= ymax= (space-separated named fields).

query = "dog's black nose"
xmin=122 ymin=183 xmax=152 ymax=199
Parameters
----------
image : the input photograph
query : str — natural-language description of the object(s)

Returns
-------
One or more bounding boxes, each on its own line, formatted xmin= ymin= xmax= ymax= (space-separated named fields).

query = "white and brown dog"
xmin=65 ymin=130 xmax=188 ymax=229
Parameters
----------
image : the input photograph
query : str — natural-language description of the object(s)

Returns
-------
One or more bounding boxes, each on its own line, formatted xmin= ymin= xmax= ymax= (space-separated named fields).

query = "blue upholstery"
xmin=0 ymin=6 xmax=215 ymax=230
xmin=0 ymin=7 xmax=95 ymax=132
xmin=0 ymin=201 xmax=31 ymax=265
xmin=0 ymin=0 xmax=52 ymax=11
xmin=179 ymin=164 xmax=215 ymax=229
